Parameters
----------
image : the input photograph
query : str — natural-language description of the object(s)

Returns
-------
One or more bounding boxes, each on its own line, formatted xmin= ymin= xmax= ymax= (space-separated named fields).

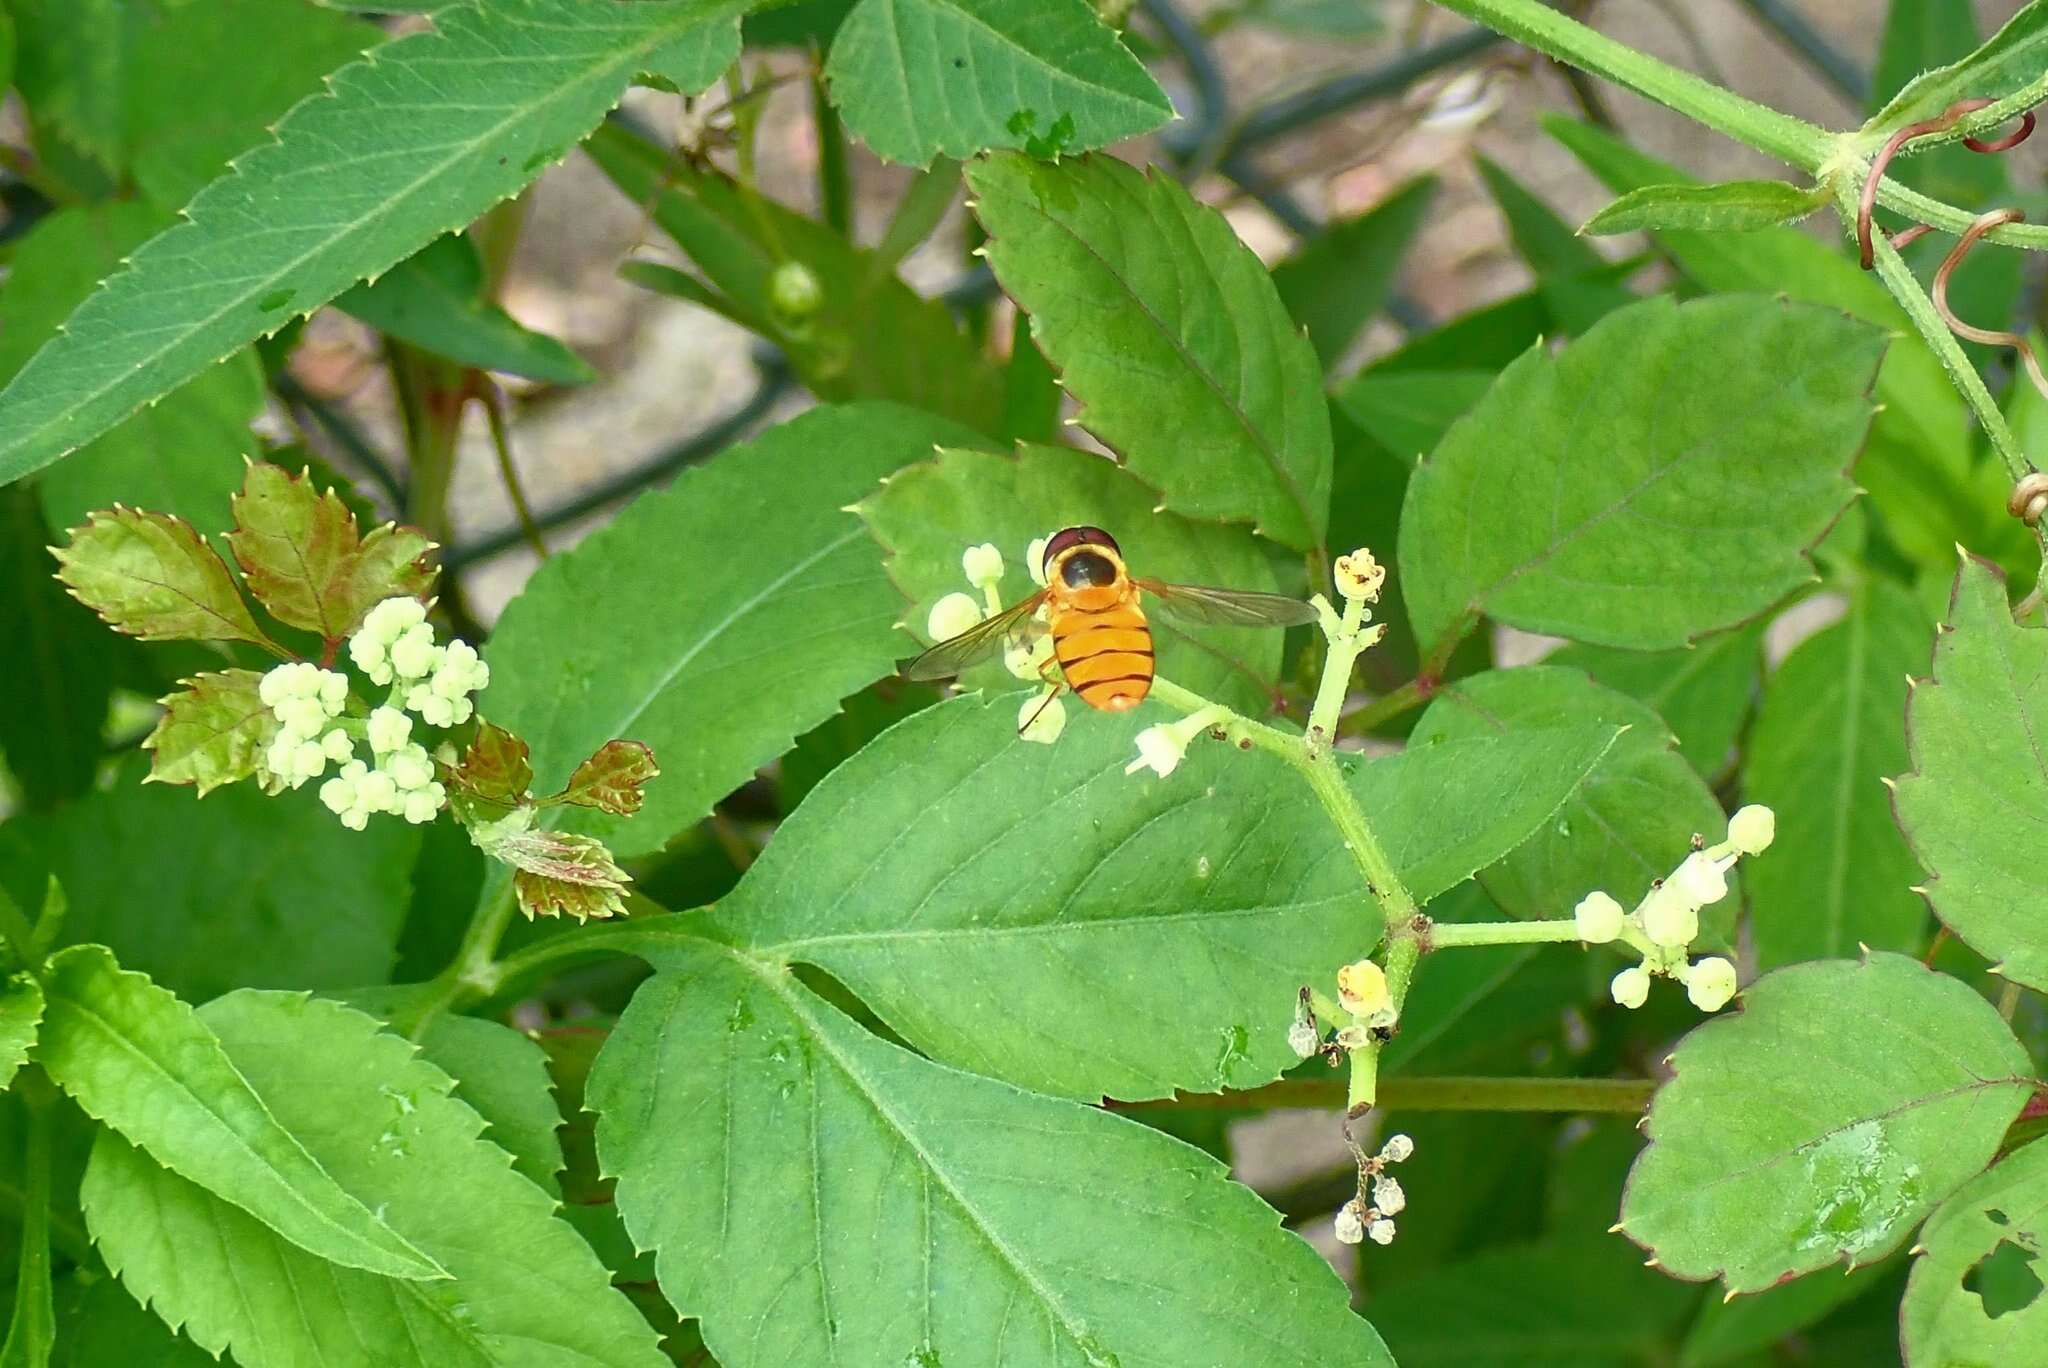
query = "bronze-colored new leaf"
xmin=501 ymin=830 xmax=631 ymax=921
xmin=142 ymin=670 xmax=278 ymax=795
xmin=451 ymin=720 xmax=534 ymax=806
xmin=52 ymin=508 xmax=275 ymax=649
xmin=554 ymin=739 xmax=659 ymax=815
xmin=227 ymin=463 xmax=436 ymax=645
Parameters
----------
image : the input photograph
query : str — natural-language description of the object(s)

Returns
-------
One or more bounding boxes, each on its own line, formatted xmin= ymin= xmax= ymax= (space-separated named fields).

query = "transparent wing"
xmin=904 ymin=591 xmax=1049 ymax=681
xmin=1136 ymin=579 xmax=1319 ymax=629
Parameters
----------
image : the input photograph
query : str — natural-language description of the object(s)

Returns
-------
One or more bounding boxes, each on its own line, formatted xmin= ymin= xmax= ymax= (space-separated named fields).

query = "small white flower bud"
xmin=274 ymin=695 xmax=327 ymax=739
xmin=339 ymin=808 xmax=370 ymax=831
xmin=316 ymin=670 xmax=348 ymax=712
xmin=361 ymin=596 xmax=426 ymax=642
xmin=384 ymin=744 xmax=435 ymax=792
xmin=1573 ymin=891 xmax=1626 ymax=944
xmin=1610 ymin=965 xmax=1651 ymax=1009
xmin=1378 ymin=1134 xmax=1414 ymax=1164
xmin=1673 ymin=851 xmax=1729 ymax=906
xmin=1287 ymin=1019 xmax=1320 ymax=1059
xmin=1640 ymin=886 xmax=1700 ymax=949
xmin=1337 ymin=959 xmax=1389 ymax=1017
xmin=1025 ymin=536 xmax=1050 ymax=587
xmin=318 ymin=775 xmax=353 ymax=816
xmin=1124 ymin=724 xmax=1188 ymax=778
xmin=1367 ymin=1217 xmax=1397 ymax=1246
xmin=1333 ymin=548 xmax=1386 ymax=603
xmin=389 ymin=622 xmax=440 ymax=681
xmin=1685 ymin=957 xmax=1739 ymax=1012
xmin=1018 ymin=692 xmax=1066 ymax=745
xmin=961 ymin=543 xmax=1005 ymax=591
xmin=320 ymin=728 xmax=354 ymax=763
xmin=367 ymin=707 xmax=411 ymax=756
xmin=258 ymin=667 xmax=290 ymax=708
xmin=1371 ymin=1175 xmax=1406 ymax=1216
xmin=927 ymin=591 xmax=983 ymax=644
xmin=1333 ymin=1200 xmax=1366 ymax=1245
xmin=1728 ymin=805 xmax=1775 ymax=855
xmin=290 ymin=740 xmax=327 ymax=783
xmin=356 ymin=770 xmax=399 ymax=813
xmin=401 ymin=783 xmax=446 ymax=825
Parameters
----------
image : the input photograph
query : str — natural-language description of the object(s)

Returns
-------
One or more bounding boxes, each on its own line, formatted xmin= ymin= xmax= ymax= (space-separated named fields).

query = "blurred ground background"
xmin=285 ymin=0 xmax=2037 ymax=1290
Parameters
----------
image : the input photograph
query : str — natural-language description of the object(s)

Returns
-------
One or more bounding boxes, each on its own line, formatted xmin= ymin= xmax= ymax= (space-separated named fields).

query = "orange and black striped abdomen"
xmin=1052 ymin=598 xmax=1153 ymax=711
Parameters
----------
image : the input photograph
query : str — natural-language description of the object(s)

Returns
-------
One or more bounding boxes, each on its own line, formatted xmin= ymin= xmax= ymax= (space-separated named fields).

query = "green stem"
xmin=812 ymin=71 xmax=852 ymax=237
xmin=399 ymin=876 xmax=519 ymax=1037
xmin=1427 ymin=917 xmax=1585 ymax=947
xmin=1428 ymin=0 xmax=1828 ymax=166
xmin=1339 ymin=677 xmax=1428 ymax=738
xmin=3 ymin=1070 xmax=56 ymax=1365
xmin=1863 ymin=220 xmax=2048 ymax=572
xmin=1306 ymin=593 xmax=1366 ymax=754
xmin=479 ymin=385 xmax=548 ymax=561
xmin=1346 ymin=936 xmax=1420 ymax=1114
xmin=1113 ymin=1074 xmax=1654 ymax=1114
xmin=1429 ymin=0 xmax=2048 ymax=252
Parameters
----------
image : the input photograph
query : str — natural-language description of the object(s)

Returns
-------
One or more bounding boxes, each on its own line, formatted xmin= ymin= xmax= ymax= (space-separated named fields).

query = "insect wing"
xmin=903 ymin=591 xmax=1049 ymax=680
xmin=1136 ymin=579 xmax=1318 ymax=629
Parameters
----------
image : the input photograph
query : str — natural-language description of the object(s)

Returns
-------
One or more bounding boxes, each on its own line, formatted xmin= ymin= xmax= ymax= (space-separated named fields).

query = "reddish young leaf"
xmin=227 ymin=463 xmax=436 ymax=645
xmin=142 ymin=669 xmax=278 ymax=795
xmin=52 ymin=508 xmax=274 ymax=649
xmin=553 ymin=740 xmax=659 ymax=816
xmin=450 ymin=721 xmax=534 ymax=806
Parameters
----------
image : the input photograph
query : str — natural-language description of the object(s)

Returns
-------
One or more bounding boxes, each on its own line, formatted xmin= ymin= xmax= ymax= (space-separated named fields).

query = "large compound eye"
xmin=1040 ymin=525 xmax=1120 ymax=577
xmin=1059 ymin=550 xmax=1118 ymax=588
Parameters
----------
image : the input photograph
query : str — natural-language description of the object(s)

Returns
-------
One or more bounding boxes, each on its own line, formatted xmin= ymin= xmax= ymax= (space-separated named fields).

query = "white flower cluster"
xmin=1577 ymin=805 xmax=1776 ymax=1013
xmin=253 ymin=597 xmax=489 ymax=832
xmin=927 ymin=540 xmax=1066 ymax=744
xmin=348 ymin=597 xmax=489 ymax=728
xmin=260 ymin=663 xmax=353 ymax=788
xmin=1334 ymin=1132 xmax=1414 ymax=1248
xmin=1124 ymin=704 xmax=1228 ymax=779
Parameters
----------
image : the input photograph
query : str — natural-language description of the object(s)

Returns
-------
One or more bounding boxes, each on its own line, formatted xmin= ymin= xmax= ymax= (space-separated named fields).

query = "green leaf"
xmin=708 ymin=691 xmax=1616 ymax=1101
xmin=1582 ymin=180 xmax=1825 ymax=235
xmin=822 ymin=0 xmax=1172 ymax=165
xmin=1335 ymin=368 xmax=1495 ymax=465
xmin=1545 ymin=116 xmax=2028 ymax=575
xmin=0 ymin=1083 xmax=54 ymax=1368
xmin=1869 ymin=0 xmax=2011 ymax=211
xmin=1895 ymin=557 xmax=2048 ymax=991
xmin=588 ymin=123 xmax=1005 ymax=434
xmin=1413 ymin=667 xmax=1733 ymax=935
xmin=1546 ymin=622 xmax=1765 ymax=780
xmin=415 ymin=1013 xmax=563 ymax=1197
xmin=335 ymin=234 xmax=594 ymax=385
xmin=1474 ymin=156 xmax=1636 ymax=334
xmin=0 ymin=486 xmax=122 ymax=807
xmin=1272 ymin=176 xmax=1437 ymax=366
xmin=0 ymin=774 xmax=419 ymax=1001
xmin=51 ymin=508 xmax=273 ymax=649
xmin=50 ymin=1275 xmax=216 ymax=1367
xmin=1622 ymin=952 xmax=2034 ymax=1294
xmin=1865 ymin=0 xmax=2048 ymax=134
xmin=1368 ymin=1235 xmax=1697 ymax=1367
xmin=82 ymin=990 xmax=666 ymax=1366
xmin=140 ymin=668 xmax=278 ymax=795
xmin=8 ymin=0 xmax=141 ymax=167
xmin=37 ymin=945 xmax=444 ymax=1281
xmin=969 ymin=152 xmax=1333 ymax=550
xmin=0 ymin=0 xmax=748 ymax=491
xmin=857 ymin=441 xmax=1292 ymax=712
xmin=1743 ymin=584 xmax=1931 ymax=967
xmin=0 ymin=205 xmax=264 ymax=538
xmin=1679 ymin=1253 xmax=1896 ymax=1368
xmin=1400 ymin=294 xmax=1879 ymax=651
xmin=0 ymin=979 xmax=41 ymax=1093
xmin=226 ymin=462 xmax=436 ymax=645
xmin=1901 ymin=1134 xmax=2048 ymax=1362
xmin=590 ymin=935 xmax=1396 ymax=1368
xmin=484 ymin=403 xmax=988 ymax=858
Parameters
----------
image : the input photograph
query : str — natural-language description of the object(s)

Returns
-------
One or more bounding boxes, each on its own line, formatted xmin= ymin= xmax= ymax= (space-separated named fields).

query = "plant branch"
xmin=1111 ymin=1074 xmax=1655 ymax=1114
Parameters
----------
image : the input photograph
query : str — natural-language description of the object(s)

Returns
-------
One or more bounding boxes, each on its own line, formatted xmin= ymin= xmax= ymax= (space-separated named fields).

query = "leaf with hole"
xmin=1901 ymin=1134 xmax=2048 ymax=1362
xmin=1894 ymin=557 xmax=2048 ymax=991
xmin=1399 ymin=294 xmax=1879 ymax=651
xmin=36 ymin=946 xmax=443 ymax=1281
xmin=822 ymin=0 xmax=1172 ymax=165
xmin=82 ymin=990 xmax=665 ymax=1366
xmin=1621 ymin=952 xmax=2033 ymax=1294
xmin=1744 ymin=583 xmax=1931 ymax=967
xmin=969 ymin=152 xmax=1333 ymax=550
xmin=589 ymin=934 xmax=1396 ymax=1368
xmin=483 ymin=402 xmax=990 ymax=859
xmin=0 ymin=0 xmax=748 ymax=491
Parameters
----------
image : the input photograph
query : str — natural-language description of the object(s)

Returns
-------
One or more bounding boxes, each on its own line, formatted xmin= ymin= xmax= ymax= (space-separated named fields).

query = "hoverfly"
xmin=906 ymin=525 xmax=1315 ymax=719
